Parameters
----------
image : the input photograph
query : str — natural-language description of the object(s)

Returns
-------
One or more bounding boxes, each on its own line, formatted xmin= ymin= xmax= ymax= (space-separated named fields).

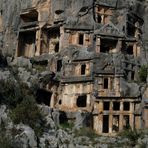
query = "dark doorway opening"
xmin=81 ymin=64 xmax=86 ymax=75
xmin=36 ymin=89 xmax=52 ymax=106
xmin=79 ymin=34 xmax=84 ymax=45
xmin=123 ymin=115 xmax=130 ymax=129
xmin=18 ymin=31 xmax=36 ymax=57
xmin=112 ymin=115 xmax=119 ymax=132
xmin=59 ymin=112 xmax=68 ymax=124
xmin=131 ymin=71 xmax=135 ymax=80
xmin=57 ymin=60 xmax=62 ymax=72
xmin=126 ymin=45 xmax=133 ymax=55
xmin=55 ymin=42 xmax=59 ymax=53
xmin=103 ymin=115 xmax=109 ymax=133
xmin=76 ymin=95 xmax=87 ymax=107
xmin=97 ymin=15 xmax=102 ymax=23
xmin=100 ymin=39 xmax=117 ymax=53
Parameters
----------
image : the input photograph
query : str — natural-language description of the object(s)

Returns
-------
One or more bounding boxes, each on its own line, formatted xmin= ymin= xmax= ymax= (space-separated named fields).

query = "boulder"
xmin=14 ymin=124 xmax=37 ymax=148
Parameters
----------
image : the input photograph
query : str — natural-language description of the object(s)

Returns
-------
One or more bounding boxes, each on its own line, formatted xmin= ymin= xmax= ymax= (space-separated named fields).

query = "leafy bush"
xmin=139 ymin=65 xmax=148 ymax=82
xmin=0 ymin=125 xmax=14 ymax=148
xmin=10 ymin=95 xmax=45 ymax=137
xmin=0 ymin=80 xmax=22 ymax=108
xmin=60 ymin=122 xmax=74 ymax=130
xmin=0 ymin=134 xmax=14 ymax=148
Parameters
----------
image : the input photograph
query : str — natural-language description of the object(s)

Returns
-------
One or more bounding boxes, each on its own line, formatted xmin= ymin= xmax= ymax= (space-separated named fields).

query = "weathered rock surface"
xmin=0 ymin=0 xmax=148 ymax=147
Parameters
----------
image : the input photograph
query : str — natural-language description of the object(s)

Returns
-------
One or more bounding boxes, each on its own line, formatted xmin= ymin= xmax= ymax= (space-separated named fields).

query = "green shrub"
xmin=0 ymin=80 xmax=22 ymax=108
xmin=139 ymin=65 xmax=148 ymax=82
xmin=0 ymin=135 xmax=14 ymax=148
xmin=10 ymin=95 xmax=44 ymax=137
xmin=0 ymin=126 xmax=14 ymax=148
xmin=60 ymin=122 xmax=74 ymax=130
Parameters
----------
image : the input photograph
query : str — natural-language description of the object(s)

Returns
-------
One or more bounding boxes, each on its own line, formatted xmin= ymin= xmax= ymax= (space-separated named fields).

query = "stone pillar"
xmin=86 ymin=63 xmax=90 ymax=76
xmin=98 ymin=115 xmax=103 ymax=134
xmin=119 ymin=102 xmax=123 ymax=131
xmin=116 ymin=39 xmax=122 ymax=52
xmin=59 ymin=26 xmax=64 ymax=51
xmin=109 ymin=115 xmax=113 ymax=133
xmin=86 ymin=94 xmax=91 ymax=107
xmin=115 ymin=78 xmax=120 ymax=96
xmin=130 ymin=102 xmax=134 ymax=130
xmin=99 ymin=101 xmax=103 ymax=112
xmin=109 ymin=101 xmax=113 ymax=133
xmin=133 ymin=43 xmax=137 ymax=57
xmin=137 ymin=46 xmax=141 ymax=57
xmin=96 ymin=37 xmax=100 ymax=53
xmin=50 ymin=93 xmax=55 ymax=108
xmin=0 ymin=13 xmax=3 ymax=32
xmin=93 ymin=102 xmax=102 ymax=134
xmin=108 ymin=77 xmax=111 ymax=90
xmin=75 ymin=33 xmax=79 ymax=44
xmin=84 ymin=34 xmax=91 ymax=46
xmin=35 ymin=29 xmax=41 ymax=56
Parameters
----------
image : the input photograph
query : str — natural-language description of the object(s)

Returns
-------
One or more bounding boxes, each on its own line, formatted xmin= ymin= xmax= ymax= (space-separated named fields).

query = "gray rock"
xmin=0 ymin=105 xmax=9 ymax=125
xmin=0 ymin=70 xmax=10 ymax=80
xmin=74 ymin=112 xmax=92 ymax=129
xmin=57 ymin=129 xmax=71 ymax=144
xmin=120 ymin=78 xmax=140 ymax=97
xmin=10 ymin=57 xmax=32 ymax=69
xmin=45 ymin=115 xmax=55 ymax=129
xmin=52 ymin=109 xmax=60 ymax=127
xmin=39 ymin=133 xmax=58 ymax=148
xmin=14 ymin=124 xmax=37 ymax=148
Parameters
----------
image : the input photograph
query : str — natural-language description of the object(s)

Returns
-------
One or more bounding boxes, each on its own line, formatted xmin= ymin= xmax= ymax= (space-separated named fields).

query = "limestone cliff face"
xmin=0 ymin=0 xmax=147 ymax=58
xmin=0 ymin=0 xmax=147 ymax=136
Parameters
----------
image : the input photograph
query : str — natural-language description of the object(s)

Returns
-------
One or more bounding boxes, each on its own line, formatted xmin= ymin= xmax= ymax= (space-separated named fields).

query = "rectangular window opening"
xmin=76 ymin=95 xmax=87 ymax=107
xmin=57 ymin=60 xmax=62 ymax=72
xmin=81 ymin=64 xmax=86 ymax=75
xmin=20 ymin=10 xmax=38 ymax=23
xmin=113 ymin=102 xmax=120 ymax=111
xmin=123 ymin=102 xmax=130 ymax=111
xmin=79 ymin=34 xmax=84 ymax=45
xmin=103 ymin=102 xmax=110 ymax=110
xmin=104 ymin=78 xmax=108 ymax=89
xmin=100 ymin=39 xmax=117 ymax=53
xmin=131 ymin=71 xmax=135 ymax=80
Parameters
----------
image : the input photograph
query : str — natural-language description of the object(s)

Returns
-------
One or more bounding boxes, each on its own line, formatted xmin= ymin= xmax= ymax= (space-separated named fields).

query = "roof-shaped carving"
xmin=95 ymin=23 xmax=124 ymax=37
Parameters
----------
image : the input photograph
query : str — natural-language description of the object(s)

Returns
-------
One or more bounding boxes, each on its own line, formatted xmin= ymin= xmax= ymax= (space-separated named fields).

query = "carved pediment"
xmin=104 ymin=64 xmax=113 ymax=71
xmin=96 ymin=23 xmax=124 ymax=37
xmin=102 ymin=62 xmax=115 ymax=72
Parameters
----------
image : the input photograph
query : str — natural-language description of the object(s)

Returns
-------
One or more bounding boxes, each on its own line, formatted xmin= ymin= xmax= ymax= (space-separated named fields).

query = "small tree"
xmin=139 ymin=65 xmax=148 ymax=82
xmin=10 ymin=95 xmax=44 ymax=137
